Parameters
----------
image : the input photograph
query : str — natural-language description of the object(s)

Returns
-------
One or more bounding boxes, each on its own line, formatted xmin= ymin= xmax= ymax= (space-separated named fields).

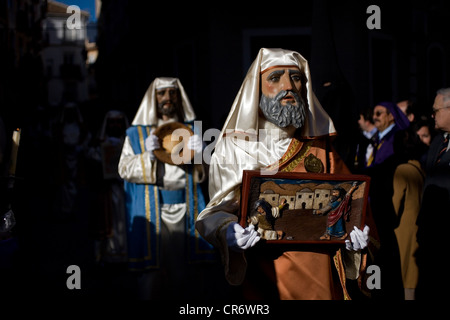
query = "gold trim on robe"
xmin=243 ymin=135 xmax=353 ymax=300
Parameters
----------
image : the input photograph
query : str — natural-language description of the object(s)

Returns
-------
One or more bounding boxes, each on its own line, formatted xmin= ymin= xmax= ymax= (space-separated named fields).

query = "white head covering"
xmin=131 ymin=77 xmax=196 ymax=126
xmin=219 ymin=48 xmax=336 ymax=139
xmin=196 ymin=50 xmax=338 ymax=286
xmin=200 ymin=48 xmax=338 ymax=227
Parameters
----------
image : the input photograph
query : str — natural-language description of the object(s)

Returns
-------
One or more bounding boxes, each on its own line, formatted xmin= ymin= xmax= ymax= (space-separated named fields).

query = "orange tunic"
xmin=243 ymin=136 xmax=352 ymax=300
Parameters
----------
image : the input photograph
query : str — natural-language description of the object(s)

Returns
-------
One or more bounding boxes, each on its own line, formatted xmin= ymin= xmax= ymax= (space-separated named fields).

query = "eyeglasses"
xmin=432 ymin=105 xmax=450 ymax=115
xmin=374 ymin=111 xmax=387 ymax=117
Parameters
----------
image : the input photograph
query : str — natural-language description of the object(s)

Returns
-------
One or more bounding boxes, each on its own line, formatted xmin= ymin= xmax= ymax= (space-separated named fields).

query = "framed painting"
xmin=239 ymin=170 xmax=370 ymax=244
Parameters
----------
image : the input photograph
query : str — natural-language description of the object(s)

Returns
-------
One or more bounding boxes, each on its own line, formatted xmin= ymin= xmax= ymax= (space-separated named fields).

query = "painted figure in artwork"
xmin=314 ymin=182 xmax=358 ymax=240
xmin=248 ymin=198 xmax=287 ymax=240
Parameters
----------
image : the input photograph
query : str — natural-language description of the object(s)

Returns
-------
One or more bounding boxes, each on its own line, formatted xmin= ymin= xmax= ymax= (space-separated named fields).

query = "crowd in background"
xmin=341 ymin=92 xmax=449 ymax=300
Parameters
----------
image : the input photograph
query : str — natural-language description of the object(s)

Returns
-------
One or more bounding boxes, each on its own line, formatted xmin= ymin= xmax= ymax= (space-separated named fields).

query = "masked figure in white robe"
xmin=118 ymin=77 xmax=217 ymax=299
xmin=195 ymin=48 xmax=371 ymax=300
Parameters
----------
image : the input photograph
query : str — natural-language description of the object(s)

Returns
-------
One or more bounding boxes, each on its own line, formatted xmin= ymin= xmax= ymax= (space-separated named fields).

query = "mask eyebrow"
xmin=288 ymin=69 xmax=301 ymax=76
xmin=266 ymin=69 xmax=285 ymax=80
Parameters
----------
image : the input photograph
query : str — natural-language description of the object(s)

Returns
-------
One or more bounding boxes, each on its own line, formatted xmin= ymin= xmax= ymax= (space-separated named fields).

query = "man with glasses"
xmin=416 ymin=88 xmax=450 ymax=300
xmin=365 ymin=101 xmax=410 ymax=299
xmin=368 ymin=102 xmax=410 ymax=168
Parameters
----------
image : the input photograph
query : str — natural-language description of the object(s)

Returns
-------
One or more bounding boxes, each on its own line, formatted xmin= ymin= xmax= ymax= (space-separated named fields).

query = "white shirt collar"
xmin=363 ymin=127 xmax=377 ymax=139
xmin=378 ymin=123 xmax=396 ymax=140
xmin=444 ymin=132 xmax=450 ymax=151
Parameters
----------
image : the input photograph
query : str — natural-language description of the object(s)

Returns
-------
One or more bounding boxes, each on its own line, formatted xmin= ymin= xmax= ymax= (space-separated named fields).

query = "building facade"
xmin=41 ymin=0 xmax=90 ymax=106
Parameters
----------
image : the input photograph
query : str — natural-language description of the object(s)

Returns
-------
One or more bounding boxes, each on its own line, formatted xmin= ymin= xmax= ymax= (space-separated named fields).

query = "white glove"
xmin=144 ymin=133 xmax=160 ymax=160
xmin=187 ymin=134 xmax=203 ymax=154
xmin=345 ymin=225 xmax=370 ymax=251
xmin=226 ymin=222 xmax=260 ymax=252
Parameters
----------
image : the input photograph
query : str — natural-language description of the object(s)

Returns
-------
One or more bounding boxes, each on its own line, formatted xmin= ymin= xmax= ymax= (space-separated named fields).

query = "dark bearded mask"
xmin=157 ymin=101 xmax=177 ymax=117
xmin=259 ymin=90 xmax=306 ymax=128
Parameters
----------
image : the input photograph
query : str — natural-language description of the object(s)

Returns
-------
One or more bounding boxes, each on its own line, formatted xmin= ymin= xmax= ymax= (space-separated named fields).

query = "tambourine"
xmin=152 ymin=122 xmax=194 ymax=165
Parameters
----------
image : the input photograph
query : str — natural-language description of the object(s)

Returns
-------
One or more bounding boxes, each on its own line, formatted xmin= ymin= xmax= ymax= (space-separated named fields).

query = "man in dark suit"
xmin=416 ymin=88 xmax=450 ymax=300
xmin=364 ymin=101 xmax=410 ymax=300
xmin=351 ymin=107 xmax=377 ymax=173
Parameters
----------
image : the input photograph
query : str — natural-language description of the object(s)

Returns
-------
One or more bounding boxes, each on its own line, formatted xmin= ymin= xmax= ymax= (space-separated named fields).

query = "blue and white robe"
xmin=119 ymin=122 xmax=216 ymax=271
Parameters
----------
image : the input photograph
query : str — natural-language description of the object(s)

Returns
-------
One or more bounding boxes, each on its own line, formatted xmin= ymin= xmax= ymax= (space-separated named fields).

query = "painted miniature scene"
xmin=241 ymin=172 xmax=369 ymax=244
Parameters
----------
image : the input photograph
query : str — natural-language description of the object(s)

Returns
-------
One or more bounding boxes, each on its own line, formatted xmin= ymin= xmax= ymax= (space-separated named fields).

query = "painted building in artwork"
xmin=259 ymin=186 xmax=332 ymax=210
xmin=294 ymin=188 xmax=314 ymax=209
xmin=313 ymin=189 xmax=331 ymax=210
xmin=279 ymin=194 xmax=296 ymax=211
xmin=259 ymin=190 xmax=279 ymax=208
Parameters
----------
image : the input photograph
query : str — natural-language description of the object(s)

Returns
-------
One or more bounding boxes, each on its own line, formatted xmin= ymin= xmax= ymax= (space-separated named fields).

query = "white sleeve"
xmin=118 ymin=136 xmax=157 ymax=184
xmin=271 ymin=206 xmax=280 ymax=219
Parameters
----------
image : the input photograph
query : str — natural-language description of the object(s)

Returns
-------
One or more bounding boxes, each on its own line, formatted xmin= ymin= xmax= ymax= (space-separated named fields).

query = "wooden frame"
xmin=239 ymin=170 xmax=370 ymax=244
